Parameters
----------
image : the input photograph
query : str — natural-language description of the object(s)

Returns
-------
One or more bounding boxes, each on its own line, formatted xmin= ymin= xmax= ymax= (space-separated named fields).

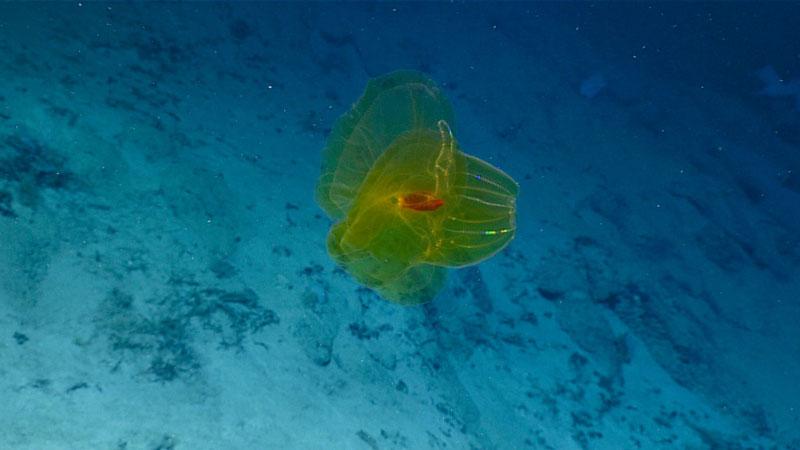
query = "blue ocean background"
xmin=1 ymin=2 xmax=798 ymax=449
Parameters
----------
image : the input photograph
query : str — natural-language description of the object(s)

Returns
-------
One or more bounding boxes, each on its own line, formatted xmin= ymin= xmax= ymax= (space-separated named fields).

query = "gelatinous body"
xmin=314 ymin=71 xmax=518 ymax=305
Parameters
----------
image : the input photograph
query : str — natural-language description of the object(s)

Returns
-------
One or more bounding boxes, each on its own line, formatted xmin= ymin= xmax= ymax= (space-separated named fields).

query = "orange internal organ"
xmin=398 ymin=192 xmax=445 ymax=211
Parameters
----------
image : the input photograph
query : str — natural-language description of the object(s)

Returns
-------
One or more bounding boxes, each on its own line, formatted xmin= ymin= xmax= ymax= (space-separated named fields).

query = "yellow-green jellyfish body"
xmin=315 ymin=71 xmax=518 ymax=305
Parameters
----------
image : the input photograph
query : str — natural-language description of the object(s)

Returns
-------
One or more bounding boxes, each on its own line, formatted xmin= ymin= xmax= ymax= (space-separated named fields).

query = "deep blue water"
xmin=1 ymin=2 xmax=798 ymax=449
